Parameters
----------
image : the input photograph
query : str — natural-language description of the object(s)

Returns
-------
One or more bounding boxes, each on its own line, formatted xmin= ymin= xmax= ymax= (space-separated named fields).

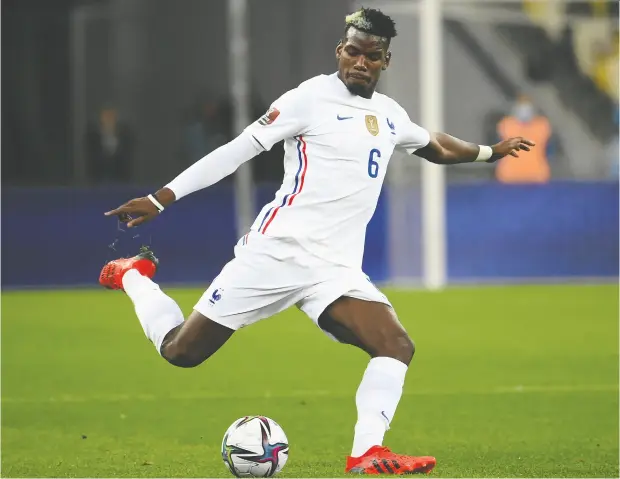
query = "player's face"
xmin=336 ymin=28 xmax=391 ymax=99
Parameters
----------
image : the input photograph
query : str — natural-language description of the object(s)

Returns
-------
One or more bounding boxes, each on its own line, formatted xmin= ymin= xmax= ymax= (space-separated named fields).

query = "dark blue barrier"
xmin=447 ymin=182 xmax=618 ymax=279
xmin=1 ymin=182 xmax=617 ymax=288
xmin=1 ymin=185 xmax=237 ymax=288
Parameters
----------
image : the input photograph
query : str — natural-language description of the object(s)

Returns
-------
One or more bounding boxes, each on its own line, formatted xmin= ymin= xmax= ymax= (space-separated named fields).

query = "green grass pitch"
xmin=2 ymin=284 xmax=618 ymax=477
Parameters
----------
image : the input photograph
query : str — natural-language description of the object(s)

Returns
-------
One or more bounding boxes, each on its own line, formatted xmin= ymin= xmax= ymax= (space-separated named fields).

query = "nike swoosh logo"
xmin=337 ymin=115 xmax=353 ymax=121
xmin=381 ymin=411 xmax=390 ymax=423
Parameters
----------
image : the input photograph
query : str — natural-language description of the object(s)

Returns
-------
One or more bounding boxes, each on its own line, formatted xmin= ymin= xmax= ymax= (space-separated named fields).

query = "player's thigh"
xmin=322 ymin=297 xmax=413 ymax=362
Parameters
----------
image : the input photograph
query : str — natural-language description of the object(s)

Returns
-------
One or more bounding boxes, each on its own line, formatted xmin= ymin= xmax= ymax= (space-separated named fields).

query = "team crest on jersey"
xmin=258 ymin=107 xmax=280 ymax=126
xmin=365 ymin=115 xmax=379 ymax=136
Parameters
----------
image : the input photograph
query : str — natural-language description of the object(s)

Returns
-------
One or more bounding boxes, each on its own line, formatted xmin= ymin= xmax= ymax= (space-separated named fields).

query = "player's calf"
xmin=159 ymin=310 xmax=234 ymax=368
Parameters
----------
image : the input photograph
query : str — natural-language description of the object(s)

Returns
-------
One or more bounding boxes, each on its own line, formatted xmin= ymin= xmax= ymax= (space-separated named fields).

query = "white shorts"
xmin=194 ymin=231 xmax=391 ymax=340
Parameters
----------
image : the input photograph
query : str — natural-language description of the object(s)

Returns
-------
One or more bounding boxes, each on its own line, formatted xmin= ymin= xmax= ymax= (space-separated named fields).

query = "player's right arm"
xmin=104 ymin=89 xmax=309 ymax=228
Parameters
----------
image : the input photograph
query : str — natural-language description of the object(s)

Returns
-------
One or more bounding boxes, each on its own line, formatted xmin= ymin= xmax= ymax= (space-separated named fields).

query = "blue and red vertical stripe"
xmin=258 ymin=136 xmax=308 ymax=234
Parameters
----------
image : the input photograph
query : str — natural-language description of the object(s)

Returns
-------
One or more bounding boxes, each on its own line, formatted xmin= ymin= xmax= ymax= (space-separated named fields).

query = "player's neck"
xmin=336 ymin=72 xmax=375 ymax=100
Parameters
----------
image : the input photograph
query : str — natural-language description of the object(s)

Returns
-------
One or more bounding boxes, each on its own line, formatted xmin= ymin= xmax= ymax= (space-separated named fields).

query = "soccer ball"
xmin=221 ymin=415 xmax=289 ymax=477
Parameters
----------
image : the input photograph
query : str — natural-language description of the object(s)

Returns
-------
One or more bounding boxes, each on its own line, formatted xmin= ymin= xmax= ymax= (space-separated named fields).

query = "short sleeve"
xmin=244 ymin=88 xmax=310 ymax=151
xmin=394 ymin=107 xmax=431 ymax=155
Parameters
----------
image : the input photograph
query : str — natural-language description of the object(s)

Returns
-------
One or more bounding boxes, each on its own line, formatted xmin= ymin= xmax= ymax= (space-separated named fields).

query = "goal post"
xmin=419 ymin=0 xmax=447 ymax=290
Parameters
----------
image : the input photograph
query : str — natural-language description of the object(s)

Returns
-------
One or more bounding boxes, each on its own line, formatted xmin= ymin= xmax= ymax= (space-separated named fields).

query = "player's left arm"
xmin=413 ymin=132 xmax=536 ymax=165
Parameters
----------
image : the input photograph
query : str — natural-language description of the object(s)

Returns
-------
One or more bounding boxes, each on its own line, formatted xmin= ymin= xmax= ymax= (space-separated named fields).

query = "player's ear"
xmin=335 ymin=41 xmax=343 ymax=60
xmin=383 ymin=51 xmax=392 ymax=70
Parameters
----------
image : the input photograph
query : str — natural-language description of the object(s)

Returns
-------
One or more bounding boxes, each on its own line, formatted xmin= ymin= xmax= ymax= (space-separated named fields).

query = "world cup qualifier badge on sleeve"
xmin=258 ymin=107 xmax=280 ymax=126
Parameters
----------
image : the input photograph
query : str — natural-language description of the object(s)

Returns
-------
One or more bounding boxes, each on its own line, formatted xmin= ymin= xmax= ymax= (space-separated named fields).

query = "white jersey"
xmin=244 ymin=72 xmax=430 ymax=268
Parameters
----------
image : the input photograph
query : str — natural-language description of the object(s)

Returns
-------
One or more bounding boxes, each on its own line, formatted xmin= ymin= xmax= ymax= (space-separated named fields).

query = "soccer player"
xmin=100 ymin=8 xmax=534 ymax=475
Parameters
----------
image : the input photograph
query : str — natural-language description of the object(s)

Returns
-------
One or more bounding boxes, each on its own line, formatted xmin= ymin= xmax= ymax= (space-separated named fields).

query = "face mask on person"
xmin=513 ymin=102 xmax=535 ymax=123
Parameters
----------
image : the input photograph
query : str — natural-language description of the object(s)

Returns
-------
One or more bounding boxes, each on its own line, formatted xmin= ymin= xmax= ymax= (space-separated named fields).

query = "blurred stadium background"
xmin=2 ymin=0 xmax=618 ymax=477
xmin=2 ymin=0 xmax=618 ymax=288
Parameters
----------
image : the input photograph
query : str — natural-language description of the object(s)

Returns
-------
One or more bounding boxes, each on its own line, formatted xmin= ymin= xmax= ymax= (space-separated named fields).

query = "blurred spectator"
xmin=567 ymin=0 xmax=619 ymax=17
xmin=590 ymin=33 xmax=619 ymax=101
xmin=495 ymin=95 xmax=553 ymax=183
xmin=566 ymin=1 xmax=595 ymax=16
xmin=85 ymin=106 xmax=134 ymax=185
xmin=182 ymin=92 xmax=228 ymax=165
xmin=590 ymin=0 xmax=611 ymax=16
xmin=554 ymin=26 xmax=580 ymax=74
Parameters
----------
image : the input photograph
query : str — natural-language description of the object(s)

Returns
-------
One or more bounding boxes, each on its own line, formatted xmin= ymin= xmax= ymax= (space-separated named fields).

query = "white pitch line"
xmin=1 ymin=384 xmax=617 ymax=404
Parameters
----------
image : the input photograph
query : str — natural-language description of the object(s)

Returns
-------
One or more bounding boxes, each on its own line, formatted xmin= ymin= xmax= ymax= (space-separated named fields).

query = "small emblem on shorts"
xmin=209 ymin=288 xmax=222 ymax=305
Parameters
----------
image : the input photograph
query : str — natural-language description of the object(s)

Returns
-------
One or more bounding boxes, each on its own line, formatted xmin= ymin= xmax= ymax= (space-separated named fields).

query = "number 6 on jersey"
xmin=368 ymin=148 xmax=381 ymax=178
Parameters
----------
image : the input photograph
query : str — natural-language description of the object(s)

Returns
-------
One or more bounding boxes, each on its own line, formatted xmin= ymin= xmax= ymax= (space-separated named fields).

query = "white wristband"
xmin=147 ymin=194 xmax=165 ymax=213
xmin=475 ymin=145 xmax=493 ymax=162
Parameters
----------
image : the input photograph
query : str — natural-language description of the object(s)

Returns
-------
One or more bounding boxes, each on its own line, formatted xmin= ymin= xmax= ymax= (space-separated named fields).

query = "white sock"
xmin=351 ymin=357 xmax=408 ymax=457
xmin=122 ymin=269 xmax=184 ymax=355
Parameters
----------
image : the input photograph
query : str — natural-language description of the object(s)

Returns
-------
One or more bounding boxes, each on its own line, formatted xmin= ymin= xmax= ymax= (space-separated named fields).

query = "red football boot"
xmin=345 ymin=446 xmax=436 ymax=475
xmin=99 ymin=246 xmax=159 ymax=291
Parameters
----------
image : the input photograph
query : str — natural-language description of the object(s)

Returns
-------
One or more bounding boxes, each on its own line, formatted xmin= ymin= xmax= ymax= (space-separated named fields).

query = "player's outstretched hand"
xmin=488 ymin=137 xmax=536 ymax=163
xmin=104 ymin=197 xmax=159 ymax=228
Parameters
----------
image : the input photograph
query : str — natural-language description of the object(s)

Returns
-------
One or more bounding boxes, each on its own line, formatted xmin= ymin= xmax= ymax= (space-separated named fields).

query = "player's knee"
xmin=393 ymin=332 xmax=415 ymax=365
xmin=160 ymin=341 xmax=206 ymax=368
xmin=376 ymin=331 xmax=415 ymax=365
